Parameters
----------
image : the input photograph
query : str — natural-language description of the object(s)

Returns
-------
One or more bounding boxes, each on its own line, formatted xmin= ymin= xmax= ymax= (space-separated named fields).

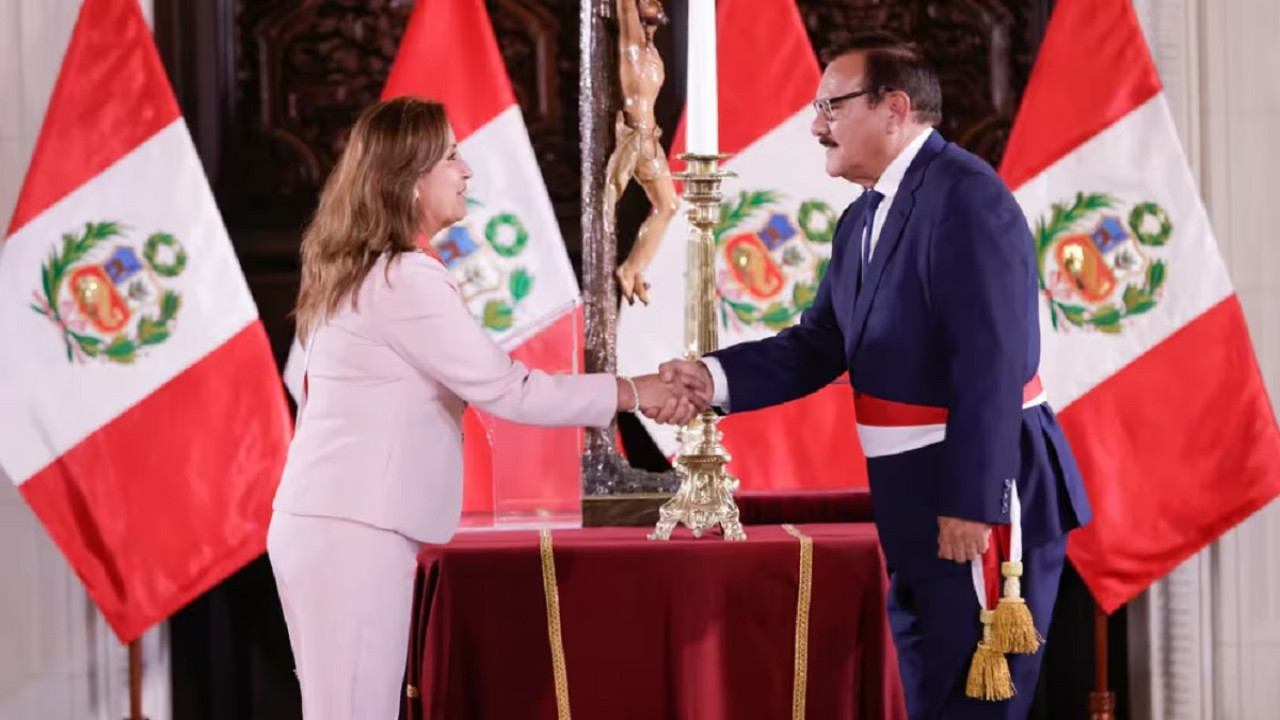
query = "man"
xmin=661 ymin=34 xmax=1092 ymax=718
xmin=605 ymin=0 xmax=681 ymax=306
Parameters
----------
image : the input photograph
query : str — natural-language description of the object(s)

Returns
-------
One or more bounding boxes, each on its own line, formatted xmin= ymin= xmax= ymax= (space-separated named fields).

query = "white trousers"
xmin=267 ymin=511 xmax=421 ymax=720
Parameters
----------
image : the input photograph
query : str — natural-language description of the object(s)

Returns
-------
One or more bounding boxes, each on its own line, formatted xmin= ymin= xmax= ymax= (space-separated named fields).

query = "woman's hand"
xmin=616 ymin=374 xmax=706 ymax=425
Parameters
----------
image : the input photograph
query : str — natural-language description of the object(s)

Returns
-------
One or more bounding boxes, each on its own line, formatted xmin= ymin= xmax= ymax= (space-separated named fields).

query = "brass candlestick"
xmin=648 ymin=153 xmax=747 ymax=542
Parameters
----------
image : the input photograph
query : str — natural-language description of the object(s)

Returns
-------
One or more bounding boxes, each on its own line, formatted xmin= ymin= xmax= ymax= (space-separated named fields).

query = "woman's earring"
xmin=413 ymin=188 xmax=420 ymax=201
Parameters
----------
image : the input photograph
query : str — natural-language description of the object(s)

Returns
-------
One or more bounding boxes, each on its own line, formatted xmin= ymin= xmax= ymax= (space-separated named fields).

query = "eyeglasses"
xmin=812 ymin=88 xmax=876 ymax=123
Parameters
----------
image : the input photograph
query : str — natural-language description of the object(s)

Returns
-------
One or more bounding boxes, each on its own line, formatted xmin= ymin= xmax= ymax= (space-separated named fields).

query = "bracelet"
xmin=622 ymin=376 xmax=641 ymax=414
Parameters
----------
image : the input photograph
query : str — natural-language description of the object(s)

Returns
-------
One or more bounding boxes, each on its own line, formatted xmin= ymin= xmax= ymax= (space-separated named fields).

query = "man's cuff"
xmin=701 ymin=356 xmax=731 ymax=411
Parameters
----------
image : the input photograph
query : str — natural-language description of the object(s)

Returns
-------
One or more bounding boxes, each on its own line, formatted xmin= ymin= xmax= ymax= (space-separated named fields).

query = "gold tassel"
xmin=966 ymin=610 xmax=1015 ymax=701
xmin=991 ymin=561 xmax=1043 ymax=654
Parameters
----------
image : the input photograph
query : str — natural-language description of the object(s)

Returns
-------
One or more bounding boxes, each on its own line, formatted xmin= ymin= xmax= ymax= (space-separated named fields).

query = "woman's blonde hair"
xmin=294 ymin=96 xmax=451 ymax=341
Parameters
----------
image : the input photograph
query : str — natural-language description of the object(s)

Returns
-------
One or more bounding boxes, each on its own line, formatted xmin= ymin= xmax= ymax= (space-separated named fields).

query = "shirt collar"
xmin=872 ymin=127 xmax=933 ymax=200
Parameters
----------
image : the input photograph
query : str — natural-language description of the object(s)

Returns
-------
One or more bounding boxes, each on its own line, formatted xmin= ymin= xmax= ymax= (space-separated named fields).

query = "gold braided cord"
xmin=538 ymin=529 xmax=572 ymax=720
xmin=782 ymin=524 xmax=814 ymax=720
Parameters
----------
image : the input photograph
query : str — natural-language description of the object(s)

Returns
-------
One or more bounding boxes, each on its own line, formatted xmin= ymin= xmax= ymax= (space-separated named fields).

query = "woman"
xmin=268 ymin=96 xmax=696 ymax=719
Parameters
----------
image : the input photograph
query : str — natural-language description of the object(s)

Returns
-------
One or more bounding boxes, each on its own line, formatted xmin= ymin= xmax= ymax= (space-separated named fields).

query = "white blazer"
xmin=272 ymin=251 xmax=617 ymax=543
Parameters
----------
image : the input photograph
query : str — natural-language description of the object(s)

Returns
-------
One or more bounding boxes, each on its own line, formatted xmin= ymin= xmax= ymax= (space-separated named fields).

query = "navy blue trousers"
xmin=886 ymin=535 xmax=1067 ymax=720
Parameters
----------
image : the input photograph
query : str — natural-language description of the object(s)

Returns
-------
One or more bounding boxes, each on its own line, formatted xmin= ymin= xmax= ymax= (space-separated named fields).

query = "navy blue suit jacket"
xmin=709 ymin=131 xmax=1092 ymax=579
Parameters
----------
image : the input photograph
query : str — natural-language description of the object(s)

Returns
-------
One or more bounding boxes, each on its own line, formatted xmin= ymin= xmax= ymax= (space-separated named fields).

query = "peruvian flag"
xmin=617 ymin=0 xmax=869 ymax=490
xmin=283 ymin=0 xmax=585 ymax=516
xmin=0 ymin=0 xmax=292 ymax=642
xmin=1002 ymin=0 xmax=1280 ymax=612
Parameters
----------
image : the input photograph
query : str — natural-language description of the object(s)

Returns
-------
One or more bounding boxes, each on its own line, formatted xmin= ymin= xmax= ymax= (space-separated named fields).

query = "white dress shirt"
xmin=702 ymin=128 xmax=935 ymax=409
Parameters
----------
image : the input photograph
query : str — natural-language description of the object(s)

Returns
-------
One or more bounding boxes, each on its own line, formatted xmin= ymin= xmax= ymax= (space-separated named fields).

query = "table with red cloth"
xmin=403 ymin=520 xmax=907 ymax=720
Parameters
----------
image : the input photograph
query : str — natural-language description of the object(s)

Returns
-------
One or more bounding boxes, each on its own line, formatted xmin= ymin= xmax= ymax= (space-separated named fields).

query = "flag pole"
xmin=128 ymin=639 xmax=145 ymax=720
xmin=1089 ymin=600 xmax=1114 ymax=720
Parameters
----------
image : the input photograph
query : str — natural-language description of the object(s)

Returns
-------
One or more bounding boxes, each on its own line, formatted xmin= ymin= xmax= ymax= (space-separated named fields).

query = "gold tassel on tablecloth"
xmin=965 ymin=610 xmax=1014 ymax=701
xmin=991 ymin=561 xmax=1043 ymax=655
xmin=782 ymin=524 xmax=814 ymax=720
xmin=539 ymin=529 xmax=572 ymax=720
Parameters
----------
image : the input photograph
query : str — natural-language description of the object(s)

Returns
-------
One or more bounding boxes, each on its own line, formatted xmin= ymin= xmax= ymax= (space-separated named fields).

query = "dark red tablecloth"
xmin=735 ymin=488 xmax=874 ymax=526
xmin=405 ymin=523 xmax=906 ymax=720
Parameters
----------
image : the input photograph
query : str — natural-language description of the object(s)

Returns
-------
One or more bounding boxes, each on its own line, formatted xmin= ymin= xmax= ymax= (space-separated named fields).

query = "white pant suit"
xmin=269 ymin=251 xmax=618 ymax=717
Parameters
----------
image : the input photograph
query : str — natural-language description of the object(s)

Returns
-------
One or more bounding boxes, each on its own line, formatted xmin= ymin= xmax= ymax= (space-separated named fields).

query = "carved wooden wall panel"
xmin=230 ymin=1 xmax=413 ymax=214
xmin=216 ymin=0 xmax=580 ymax=233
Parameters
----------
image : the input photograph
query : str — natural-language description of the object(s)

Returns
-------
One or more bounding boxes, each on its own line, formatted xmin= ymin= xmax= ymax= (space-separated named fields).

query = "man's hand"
xmin=631 ymin=374 xmax=701 ymax=426
xmin=937 ymin=516 xmax=991 ymax=563
xmin=657 ymin=358 xmax=714 ymax=407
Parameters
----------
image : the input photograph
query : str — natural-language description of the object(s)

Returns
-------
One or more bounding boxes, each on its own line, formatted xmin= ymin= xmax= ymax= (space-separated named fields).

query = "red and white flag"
xmin=0 ymin=0 xmax=292 ymax=642
xmin=1001 ymin=0 xmax=1280 ymax=612
xmin=283 ymin=0 xmax=585 ymax=517
xmin=617 ymin=0 xmax=869 ymax=490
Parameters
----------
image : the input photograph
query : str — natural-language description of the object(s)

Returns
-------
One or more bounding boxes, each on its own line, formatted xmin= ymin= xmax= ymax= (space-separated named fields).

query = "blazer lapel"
xmin=847 ymin=131 xmax=945 ymax=357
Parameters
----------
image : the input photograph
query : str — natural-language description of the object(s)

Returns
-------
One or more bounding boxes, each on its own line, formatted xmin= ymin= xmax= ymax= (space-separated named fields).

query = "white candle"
xmin=686 ymin=0 xmax=718 ymax=155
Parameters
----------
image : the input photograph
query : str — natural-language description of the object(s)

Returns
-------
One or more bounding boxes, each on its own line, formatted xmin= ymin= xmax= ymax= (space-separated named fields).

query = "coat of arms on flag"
xmin=715 ymin=190 xmax=838 ymax=333
xmin=31 ymin=221 xmax=186 ymax=364
xmin=433 ymin=198 xmax=535 ymax=333
xmin=1035 ymin=192 xmax=1171 ymax=333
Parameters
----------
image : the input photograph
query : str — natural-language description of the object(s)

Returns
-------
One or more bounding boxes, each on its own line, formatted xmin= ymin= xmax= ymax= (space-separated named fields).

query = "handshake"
xmin=616 ymin=358 xmax=715 ymax=426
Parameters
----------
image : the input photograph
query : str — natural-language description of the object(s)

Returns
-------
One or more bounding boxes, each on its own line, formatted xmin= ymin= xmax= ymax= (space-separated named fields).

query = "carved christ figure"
xmin=605 ymin=0 xmax=680 ymax=306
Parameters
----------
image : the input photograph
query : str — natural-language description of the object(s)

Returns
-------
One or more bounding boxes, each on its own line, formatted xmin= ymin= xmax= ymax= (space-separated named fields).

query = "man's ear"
xmin=888 ymin=90 xmax=913 ymax=126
